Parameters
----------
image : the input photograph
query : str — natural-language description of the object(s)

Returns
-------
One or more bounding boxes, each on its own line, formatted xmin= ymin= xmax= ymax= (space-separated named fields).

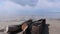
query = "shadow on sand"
xmin=42 ymin=24 xmax=50 ymax=34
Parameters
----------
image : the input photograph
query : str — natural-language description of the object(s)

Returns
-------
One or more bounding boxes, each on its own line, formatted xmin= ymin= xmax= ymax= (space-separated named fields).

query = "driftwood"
xmin=7 ymin=19 xmax=33 ymax=34
xmin=0 ymin=19 xmax=46 ymax=34
xmin=23 ymin=19 xmax=33 ymax=34
xmin=23 ymin=19 xmax=46 ymax=34
xmin=0 ymin=19 xmax=32 ymax=34
xmin=31 ymin=23 xmax=42 ymax=34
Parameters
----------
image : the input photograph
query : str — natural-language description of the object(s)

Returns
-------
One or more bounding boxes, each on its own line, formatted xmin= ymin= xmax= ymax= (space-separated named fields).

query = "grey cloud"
xmin=47 ymin=0 xmax=60 ymax=2
xmin=10 ymin=0 xmax=38 ymax=7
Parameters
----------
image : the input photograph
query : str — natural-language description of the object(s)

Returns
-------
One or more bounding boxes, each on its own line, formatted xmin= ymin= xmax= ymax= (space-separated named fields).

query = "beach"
xmin=0 ymin=18 xmax=60 ymax=34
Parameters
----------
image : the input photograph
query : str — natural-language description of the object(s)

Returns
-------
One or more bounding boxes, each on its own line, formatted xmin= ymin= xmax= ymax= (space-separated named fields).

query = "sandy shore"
xmin=0 ymin=19 xmax=60 ymax=34
xmin=46 ymin=19 xmax=60 ymax=34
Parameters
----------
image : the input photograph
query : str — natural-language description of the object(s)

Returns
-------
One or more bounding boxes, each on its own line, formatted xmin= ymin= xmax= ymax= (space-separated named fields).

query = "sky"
xmin=0 ymin=0 xmax=60 ymax=18
xmin=10 ymin=0 xmax=60 ymax=8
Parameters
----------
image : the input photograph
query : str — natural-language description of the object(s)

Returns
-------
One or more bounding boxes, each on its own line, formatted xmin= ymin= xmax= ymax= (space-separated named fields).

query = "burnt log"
xmin=4 ymin=25 xmax=23 ymax=34
xmin=34 ymin=19 xmax=46 ymax=29
xmin=38 ymin=19 xmax=46 ymax=26
xmin=3 ymin=19 xmax=33 ymax=34
xmin=31 ymin=23 xmax=42 ymax=34
xmin=38 ymin=19 xmax=46 ymax=30
xmin=23 ymin=19 xmax=46 ymax=34
xmin=23 ymin=19 xmax=33 ymax=34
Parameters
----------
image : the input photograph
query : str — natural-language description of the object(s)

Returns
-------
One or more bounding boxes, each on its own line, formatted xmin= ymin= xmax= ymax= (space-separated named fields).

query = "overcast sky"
xmin=0 ymin=0 xmax=60 ymax=18
xmin=0 ymin=0 xmax=60 ymax=11
xmin=0 ymin=0 xmax=60 ymax=10
xmin=10 ymin=0 xmax=60 ymax=8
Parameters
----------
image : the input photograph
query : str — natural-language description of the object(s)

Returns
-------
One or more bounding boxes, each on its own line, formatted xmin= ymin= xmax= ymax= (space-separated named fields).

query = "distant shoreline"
xmin=0 ymin=16 xmax=60 ymax=22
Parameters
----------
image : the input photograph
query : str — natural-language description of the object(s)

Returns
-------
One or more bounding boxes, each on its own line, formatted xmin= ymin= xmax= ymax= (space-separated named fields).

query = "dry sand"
xmin=0 ymin=19 xmax=60 ymax=34
xmin=46 ymin=19 xmax=60 ymax=34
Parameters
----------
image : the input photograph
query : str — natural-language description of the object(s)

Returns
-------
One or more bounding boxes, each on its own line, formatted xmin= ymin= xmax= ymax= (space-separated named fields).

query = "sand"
xmin=0 ymin=19 xmax=60 ymax=34
xmin=46 ymin=19 xmax=60 ymax=34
